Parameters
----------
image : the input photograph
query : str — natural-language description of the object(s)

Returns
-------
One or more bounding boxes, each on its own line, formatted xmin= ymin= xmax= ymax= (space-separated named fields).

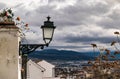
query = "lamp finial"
xmin=47 ymin=16 xmax=50 ymax=21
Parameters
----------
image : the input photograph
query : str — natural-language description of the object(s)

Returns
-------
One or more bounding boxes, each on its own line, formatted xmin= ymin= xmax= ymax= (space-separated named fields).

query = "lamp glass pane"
xmin=43 ymin=27 xmax=54 ymax=39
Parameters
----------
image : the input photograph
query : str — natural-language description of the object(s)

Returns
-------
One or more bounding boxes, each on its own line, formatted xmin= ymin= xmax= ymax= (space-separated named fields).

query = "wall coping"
xmin=0 ymin=22 xmax=15 ymax=25
xmin=0 ymin=22 xmax=19 ymax=29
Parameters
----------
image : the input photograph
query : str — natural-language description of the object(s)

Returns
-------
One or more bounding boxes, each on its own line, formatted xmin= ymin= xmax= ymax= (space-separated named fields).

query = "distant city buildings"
xmin=27 ymin=59 xmax=94 ymax=79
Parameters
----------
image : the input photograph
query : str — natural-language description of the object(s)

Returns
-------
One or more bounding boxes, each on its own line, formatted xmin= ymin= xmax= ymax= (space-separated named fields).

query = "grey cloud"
xmin=48 ymin=45 xmax=91 ymax=49
xmin=0 ymin=3 xmax=6 ymax=9
xmin=97 ymin=10 xmax=120 ymax=29
xmin=14 ymin=3 xmax=23 ymax=8
xmin=48 ymin=0 xmax=66 ymax=2
xmin=16 ymin=5 xmax=57 ymax=26
xmin=64 ymin=35 xmax=115 ymax=44
xmin=13 ymin=0 xmax=111 ymax=29
xmin=8 ymin=0 xmax=119 ymax=51
xmin=75 ymin=1 xmax=110 ymax=15
xmin=97 ymin=20 xmax=120 ymax=29
xmin=20 ymin=0 xmax=111 ymax=28
xmin=53 ymin=0 xmax=111 ymax=27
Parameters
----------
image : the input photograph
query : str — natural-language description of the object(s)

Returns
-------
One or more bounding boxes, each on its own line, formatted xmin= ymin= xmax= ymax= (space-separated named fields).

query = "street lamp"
xmin=19 ymin=16 xmax=56 ymax=79
xmin=41 ymin=16 xmax=56 ymax=45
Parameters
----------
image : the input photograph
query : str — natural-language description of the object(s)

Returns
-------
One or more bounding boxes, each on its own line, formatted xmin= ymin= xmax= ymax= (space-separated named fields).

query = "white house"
xmin=27 ymin=60 xmax=60 ymax=79
xmin=27 ymin=60 xmax=45 ymax=79
xmin=37 ymin=60 xmax=55 ymax=78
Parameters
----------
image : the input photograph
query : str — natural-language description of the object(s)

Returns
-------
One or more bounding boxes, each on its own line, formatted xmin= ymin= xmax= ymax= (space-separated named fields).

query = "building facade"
xmin=0 ymin=22 xmax=21 ymax=79
xmin=37 ymin=60 xmax=55 ymax=78
xmin=27 ymin=60 xmax=60 ymax=79
xmin=27 ymin=60 xmax=45 ymax=79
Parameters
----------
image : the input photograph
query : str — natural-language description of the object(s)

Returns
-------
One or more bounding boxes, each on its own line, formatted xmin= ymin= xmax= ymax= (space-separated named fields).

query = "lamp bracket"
xmin=19 ymin=44 xmax=47 ymax=55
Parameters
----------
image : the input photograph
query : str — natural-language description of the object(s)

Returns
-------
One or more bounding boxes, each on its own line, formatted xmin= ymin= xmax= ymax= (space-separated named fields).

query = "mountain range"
xmin=28 ymin=49 xmax=99 ymax=61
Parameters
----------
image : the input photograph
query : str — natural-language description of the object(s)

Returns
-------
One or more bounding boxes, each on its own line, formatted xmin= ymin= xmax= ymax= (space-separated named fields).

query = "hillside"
xmin=28 ymin=49 xmax=98 ymax=61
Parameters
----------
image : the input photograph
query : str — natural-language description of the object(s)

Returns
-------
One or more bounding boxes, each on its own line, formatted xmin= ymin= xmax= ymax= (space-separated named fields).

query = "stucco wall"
xmin=0 ymin=27 xmax=20 ymax=79
xmin=37 ymin=60 xmax=55 ymax=77
xmin=27 ymin=60 xmax=44 ymax=79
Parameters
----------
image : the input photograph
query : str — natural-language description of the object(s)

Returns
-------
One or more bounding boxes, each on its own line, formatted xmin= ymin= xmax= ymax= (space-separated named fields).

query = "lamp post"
xmin=19 ymin=16 xmax=56 ymax=79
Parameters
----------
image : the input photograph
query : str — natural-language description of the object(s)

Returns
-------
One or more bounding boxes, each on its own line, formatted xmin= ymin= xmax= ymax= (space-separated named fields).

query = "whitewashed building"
xmin=0 ymin=22 xmax=21 ymax=79
xmin=27 ymin=60 xmax=60 ymax=79
xmin=27 ymin=60 xmax=45 ymax=79
xmin=37 ymin=60 xmax=55 ymax=78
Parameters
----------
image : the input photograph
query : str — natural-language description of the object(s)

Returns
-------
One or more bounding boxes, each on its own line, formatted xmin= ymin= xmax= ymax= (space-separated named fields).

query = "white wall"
xmin=37 ymin=60 xmax=55 ymax=77
xmin=27 ymin=60 xmax=59 ymax=79
xmin=27 ymin=60 xmax=45 ymax=79
xmin=19 ymin=56 xmax=22 ymax=79
xmin=0 ymin=26 xmax=20 ymax=79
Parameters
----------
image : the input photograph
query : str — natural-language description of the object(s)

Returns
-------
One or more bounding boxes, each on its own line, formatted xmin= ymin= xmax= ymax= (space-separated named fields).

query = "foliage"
xmin=84 ymin=32 xmax=120 ymax=79
xmin=0 ymin=8 xmax=31 ymax=38
xmin=0 ymin=8 xmax=14 ymax=22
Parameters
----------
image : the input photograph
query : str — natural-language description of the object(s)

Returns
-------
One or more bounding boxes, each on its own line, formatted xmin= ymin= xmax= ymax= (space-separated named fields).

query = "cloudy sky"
xmin=0 ymin=0 xmax=120 ymax=52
